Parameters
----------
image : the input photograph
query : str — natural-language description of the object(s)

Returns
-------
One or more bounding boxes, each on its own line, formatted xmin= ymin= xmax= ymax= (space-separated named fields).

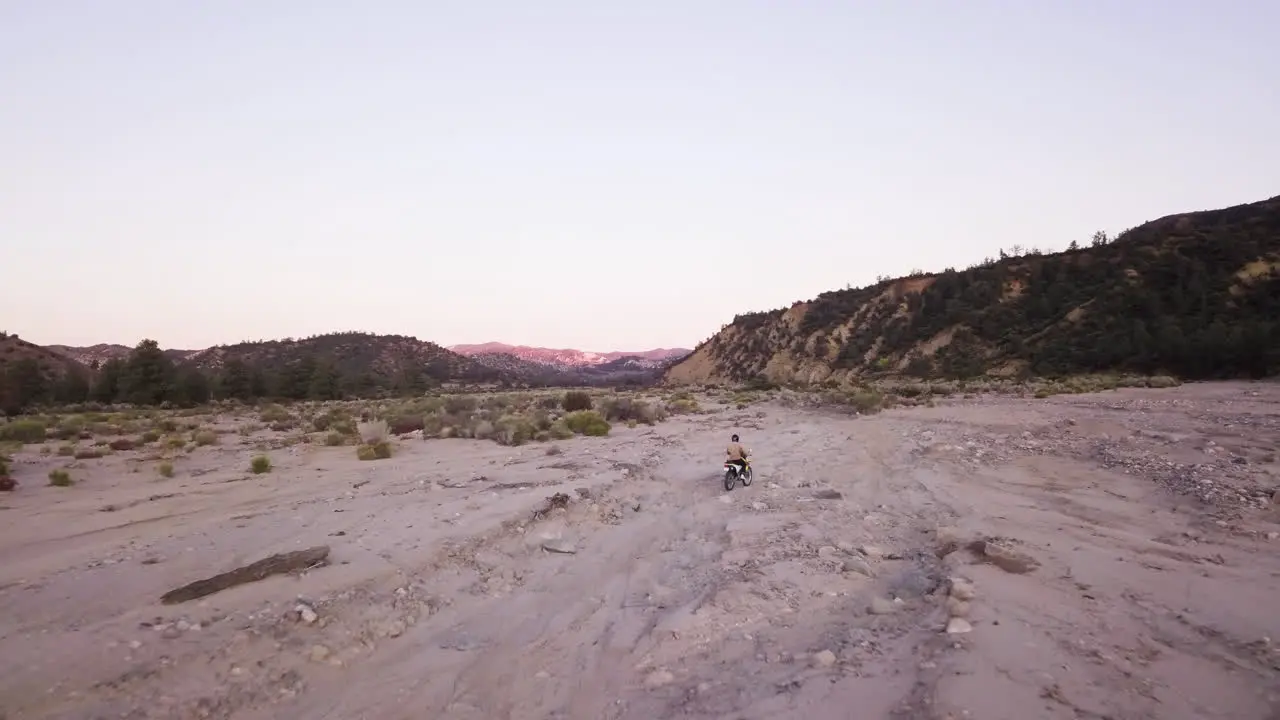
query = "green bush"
xmin=48 ymin=469 xmax=73 ymax=487
xmin=564 ymin=410 xmax=610 ymax=437
xmin=324 ymin=431 xmax=346 ymax=446
xmin=0 ymin=420 xmax=47 ymax=444
xmin=562 ymin=391 xmax=593 ymax=412
xmin=494 ymin=415 xmax=537 ymax=446
xmin=259 ymin=404 xmax=294 ymax=425
xmin=250 ymin=455 xmax=272 ymax=474
xmin=158 ymin=461 xmax=175 ymax=478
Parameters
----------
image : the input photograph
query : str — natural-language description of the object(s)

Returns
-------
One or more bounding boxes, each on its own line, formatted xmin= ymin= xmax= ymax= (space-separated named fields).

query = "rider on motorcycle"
xmin=726 ymin=434 xmax=749 ymax=474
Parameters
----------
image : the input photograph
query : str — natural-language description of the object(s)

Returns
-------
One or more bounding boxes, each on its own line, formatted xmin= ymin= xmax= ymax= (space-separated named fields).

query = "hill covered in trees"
xmin=0 ymin=332 xmax=503 ymax=414
xmin=666 ymin=194 xmax=1280 ymax=386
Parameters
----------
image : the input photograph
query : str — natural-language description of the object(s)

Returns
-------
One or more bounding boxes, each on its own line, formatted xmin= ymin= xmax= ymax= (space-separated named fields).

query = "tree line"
xmin=0 ymin=339 xmax=451 ymax=415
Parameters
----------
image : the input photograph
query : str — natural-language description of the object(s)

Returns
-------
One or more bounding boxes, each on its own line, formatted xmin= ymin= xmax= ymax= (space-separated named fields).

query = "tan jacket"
xmin=726 ymin=442 xmax=748 ymax=461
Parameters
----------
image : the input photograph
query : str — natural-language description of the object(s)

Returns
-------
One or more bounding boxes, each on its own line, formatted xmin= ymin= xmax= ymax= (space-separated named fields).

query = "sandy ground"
xmin=2 ymin=382 xmax=1279 ymax=720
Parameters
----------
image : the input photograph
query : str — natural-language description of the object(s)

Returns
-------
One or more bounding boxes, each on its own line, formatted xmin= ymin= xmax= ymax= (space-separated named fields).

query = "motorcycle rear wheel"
xmin=723 ymin=469 xmax=737 ymax=491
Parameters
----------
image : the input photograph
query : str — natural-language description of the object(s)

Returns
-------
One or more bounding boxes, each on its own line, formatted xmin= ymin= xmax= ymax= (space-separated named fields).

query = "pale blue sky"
xmin=2 ymin=1 xmax=1277 ymax=351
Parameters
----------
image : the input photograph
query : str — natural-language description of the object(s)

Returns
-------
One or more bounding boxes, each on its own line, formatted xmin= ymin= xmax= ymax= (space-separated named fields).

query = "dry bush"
xmin=358 ymin=419 xmax=389 ymax=444
xmin=158 ymin=461 xmax=174 ymax=478
xmin=357 ymin=441 xmax=392 ymax=461
xmin=48 ymin=469 xmax=73 ymax=487
xmin=108 ymin=438 xmax=137 ymax=451
xmin=192 ymin=430 xmax=219 ymax=446
xmin=74 ymin=448 xmax=105 ymax=460
xmin=562 ymin=391 xmax=593 ymax=412
xmin=259 ymin=404 xmax=294 ymax=425
xmin=388 ymin=415 xmax=425 ymax=435
xmin=0 ymin=420 xmax=47 ymax=444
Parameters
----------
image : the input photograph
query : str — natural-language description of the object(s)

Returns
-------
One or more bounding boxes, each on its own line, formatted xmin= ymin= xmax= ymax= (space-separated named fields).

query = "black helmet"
xmin=731 ymin=434 xmax=739 ymax=442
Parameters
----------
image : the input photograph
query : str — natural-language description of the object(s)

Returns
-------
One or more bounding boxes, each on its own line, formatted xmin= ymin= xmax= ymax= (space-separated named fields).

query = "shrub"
xmin=259 ymin=405 xmax=293 ymax=424
xmin=548 ymin=419 xmax=575 ymax=440
xmin=564 ymin=410 xmax=610 ymax=437
xmin=51 ymin=419 xmax=84 ymax=441
xmin=324 ymin=431 xmax=346 ymax=446
xmin=388 ymin=415 xmax=425 ymax=435
xmin=192 ymin=430 xmax=219 ymax=447
xmin=545 ymin=444 xmax=563 ymax=456
xmin=444 ymin=395 xmax=478 ymax=414
xmin=74 ymin=448 xmax=105 ymax=460
xmin=140 ymin=430 xmax=161 ymax=444
xmin=562 ymin=391 xmax=593 ymax=412
xmin=667 ymin=398 xmax=700 ymax=414
xmin=158 ymin=461 xmax=174 ymax=478
xmin=250 ymin=455 xmax=272 ymax=474
xmin=48 ymin=469 xmax=73 ymax=487
xmin=0 ymin=420 xmax=47 ymax=444
xmin=57 ymin=444 xmax=76 ymax=457
xmin=1147 ymin=375 xmax=1181 ymax=389
xmin=109 ymin=438 xmax=137 ymax=452
xmin=357 ymin=441 xmax=392 ymax=461
xmin=358 ymin=419 xmax=389 ymax=445
xmin=494 ymin=415 xmax=537 ymax=446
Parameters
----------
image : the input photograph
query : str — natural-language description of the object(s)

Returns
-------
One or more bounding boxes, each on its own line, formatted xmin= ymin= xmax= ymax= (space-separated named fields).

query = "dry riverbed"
xmin=1 ymin=382 xmax=1279 ymax=719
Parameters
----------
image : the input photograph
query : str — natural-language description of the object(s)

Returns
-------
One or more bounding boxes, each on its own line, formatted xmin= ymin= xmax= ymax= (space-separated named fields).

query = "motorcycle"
xmin=723 ymin=458 xmax=753 ymax=491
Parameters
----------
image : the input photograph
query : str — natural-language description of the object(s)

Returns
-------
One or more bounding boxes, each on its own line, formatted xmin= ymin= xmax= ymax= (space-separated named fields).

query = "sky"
xmin=2 ymin=1 xmax=1277 ymax=352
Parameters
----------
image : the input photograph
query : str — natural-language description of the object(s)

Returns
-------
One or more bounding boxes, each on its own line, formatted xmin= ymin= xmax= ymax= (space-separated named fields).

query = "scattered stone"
xmin=974 ymin=541 xmax=1040 ymax=574
xmin=949 ymin=577 xmax=977 ymax=601
xmin=935 ymin=526 xmax=968 ymax=558
xmin=308 ymin=644 xmax=331 ymax=662
xmin=644 ymin=669 xmax=675 ymax=688
xmin=161 ymin=625 xmax=183 ymax=639
xmin=812 ymin=650 xmax=837 ymax=667
xmin=295 ymin=603 xmax=318 ymax=624
xmin=813 ymin=489 xmax=843 ymax=500
xmin=751 ymin=502 xmax=768 ymax=511
xmin=859 ymin=545 xmax=886 ymax=560
xmin=377 ymin=620 xmax=406 ymax=638
xmin=1266 ymin=532 xmax=1278 ymax=541
xmin=946 ymin=597 xmax=971 ymax=618
xmin=868 ymin=597 xmax=900 ymax=615
xmin=541 ymin=539 xmax=577 ymax=554
xmin=160 ymin=545 xmax=330 ymax=605
xmin=946 ymin=617 xmax=973 ymax=634
xmin=842 ymin=557 xmax=874 ymax=577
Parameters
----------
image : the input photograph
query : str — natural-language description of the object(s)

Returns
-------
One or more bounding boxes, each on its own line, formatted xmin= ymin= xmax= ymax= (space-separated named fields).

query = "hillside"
xmin=449 ymin=342 xmax=689 ymax=368
xmin=181 ymin=332 xmax=501 ymax=397
xmin=46 ymin=343 xmax=198 ymax=368
xmin=667 ymin=194 xmax=1280 ymax=387
xmin=0 ymin=332 xmax=92 ymax=414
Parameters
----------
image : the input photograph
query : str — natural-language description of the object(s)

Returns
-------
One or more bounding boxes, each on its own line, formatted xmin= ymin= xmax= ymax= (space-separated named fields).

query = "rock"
xmin=946 ymin=617 xmax=973 ymax=634
xmin=644 ymin=669 xmax=675 ymax=688
xmin=859 ymin=545 xmax=886 ymax=560
xmin=751 ymin=502 xmax=768 ymax=511
xmin=935 ymin=526 xmax=968 ymax=557
xmin=541 ymin=539 xmax=577 ymax=554
xmin=868 ymin=597 xmax=900 ymax=615
xmin=308 ymin=644 xmax=331 ymax=662
xmin=161 ymin=625 xmax=183 ymax=639
xmin=1266 ymin=532 xmax=1278 ymax=541
xmin=946 ymin=597 xmax=971 ymax=618
xmin=978 ymin=541 xmax=1040 ymax=574
xmin=378 ymin=620 xmax=406 ymax=639
xmin=949 ymin=577 xmax=976 ymax=601
xmin=295 ymin=603 xmax=318 ymax=624
xmin=813 ymin=489 xmax=843 ymax=500
xmin=812 ymin=650 xmax=837 ymax=667
xmin=888 ymin=566 xmax=941 ymax=599
xmin=842 ymin=557 xmax=874 ymax=577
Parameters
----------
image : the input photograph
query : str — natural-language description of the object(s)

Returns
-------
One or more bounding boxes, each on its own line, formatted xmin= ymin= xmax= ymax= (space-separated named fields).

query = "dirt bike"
xmin=723 ymin=458 xmax=753 ymax=491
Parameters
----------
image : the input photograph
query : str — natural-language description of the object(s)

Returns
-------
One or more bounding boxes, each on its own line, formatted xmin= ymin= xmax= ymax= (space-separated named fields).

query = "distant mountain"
xmin=667 ymin=194 xmax=1280 ymax=386
xmin=47 ymin=343 xmax=199 ymax=368
xmin=450 ymin=342 xmax=690 ymax=368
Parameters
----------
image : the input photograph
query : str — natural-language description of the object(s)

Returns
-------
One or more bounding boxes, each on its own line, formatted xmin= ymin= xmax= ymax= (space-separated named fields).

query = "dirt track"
xmin=2 ymin=383 xmax=1279 ymax=719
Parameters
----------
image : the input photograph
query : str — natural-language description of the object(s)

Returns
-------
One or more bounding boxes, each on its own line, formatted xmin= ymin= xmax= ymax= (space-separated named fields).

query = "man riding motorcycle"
xmin=726 ymin=434 xmax=749 ymax=475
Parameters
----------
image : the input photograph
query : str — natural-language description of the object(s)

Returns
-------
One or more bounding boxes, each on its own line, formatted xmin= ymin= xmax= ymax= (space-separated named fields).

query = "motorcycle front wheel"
xmin=741 ymin=466 xmax=753 ymax=486
xmin=723 ymin=469 xmax=737 ymax=491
